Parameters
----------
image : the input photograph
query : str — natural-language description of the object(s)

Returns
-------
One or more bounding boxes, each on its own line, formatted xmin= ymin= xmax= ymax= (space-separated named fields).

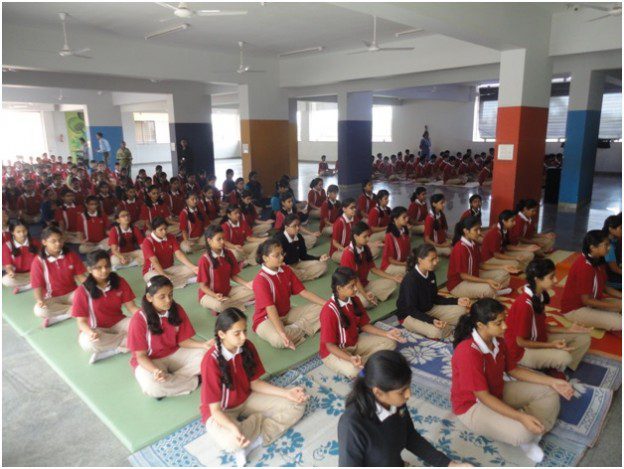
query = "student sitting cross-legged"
xmin=72 ymin=250 xmax=140 ymax=364
xmin=2 ymin=219 xmax=40 ymax=293
xmin=504 ymin=259 xmax=591 ymax=374
xmin=109 ymin=209 xmax=145 ymax=270
xmin=201 ymin=308 xmax=307 ymax=467
xmin=251 ymin=238 xmax=326 ymax=350
xmin=451 ymin=298 xmax=574 ymax=463
xmin=397 ymin=244 xmax=470 ymax=339
xmin=197 ymin=225 xmax=255 ymax=315
xmin=319 ymin=267 xmax=405 ymax=379
xmin=128 ymin=275 xmax=211 ymax=399
xmin=275 ymin=213 xmax=329 ymax=282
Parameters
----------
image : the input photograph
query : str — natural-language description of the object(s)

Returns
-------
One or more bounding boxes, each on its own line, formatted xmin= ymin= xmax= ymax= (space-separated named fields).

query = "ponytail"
xmin=497 ymin=210 xmax=516 ymax=250
xmin=453 ymin=298 xmax=505 ymax=349
xmin=525 ymin=259 xmax=554 ymax=315
xmin=214 ymin=308 xmax=257 ymax=389
xmin=406 ymin=244 xmax=436 ymax=271
xmin=452 ymin=216 xmax=480 ymax=246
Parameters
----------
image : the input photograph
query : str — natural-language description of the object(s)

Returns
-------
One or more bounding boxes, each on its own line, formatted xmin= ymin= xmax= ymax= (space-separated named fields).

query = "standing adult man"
xmin=116 ymin=140 xmax=133 ymax=177
xmin=96 ymin=132 xmax=111 ymax=167
xmin=177 ymin=138 xmax=194 ymax=173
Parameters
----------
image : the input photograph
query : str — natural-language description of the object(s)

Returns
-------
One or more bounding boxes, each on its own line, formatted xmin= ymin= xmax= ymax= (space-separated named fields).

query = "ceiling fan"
xmin=155 ymin=2 xmax=247 ymax=21
xmin=585 ymin=3 xmax=622 ymax=21
xmin=55 ymin=12 xmax=92 ymax=59
xmin=348 ymin=16 xmax=415 ymax=55
xmin=235 ymin=41 xmax=265 ymax=74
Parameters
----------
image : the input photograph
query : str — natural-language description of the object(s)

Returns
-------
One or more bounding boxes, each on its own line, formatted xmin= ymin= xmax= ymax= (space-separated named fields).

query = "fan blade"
xmin=197 ymin=10 xmax=247 ymax=16
xmin=347 ymin=50 xmax=370 ymax=55
xmin=71 ymin=53 xmax=92 ymax=59
xmin=244 ymin=69 xmax=265 ymax=73
xmin=587 ymin=13 xmax=612 ymax=21
xmin=156 ymin=2 xmax=178 ymax=10
xmin=579 ymin=3 xmax=612 ymax=12
xmin=159 ymin=17 xmax=178 ymax=23
xmin=377 ymin=47 xmax=415 ymax=51
xmin=72 ymin=47 xmax=91 ymax=55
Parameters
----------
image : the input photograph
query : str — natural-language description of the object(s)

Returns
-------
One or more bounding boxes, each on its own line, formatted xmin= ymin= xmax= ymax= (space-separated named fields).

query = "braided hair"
xmin=83 ymin=250 xmax=121 ymax=299
xmin=7 ymin=220 xmax=37 ymax=256
xmin=375 ymin=190 xmax=391 ymax=218
xmin=497 ymin=210 xmax=516 ymax=251
xmin=331 ymin=267 xmax=365 ymax=330
xmin=429 ymin=193 xmax=447 ymax=231
xmin=113 ymin=209 xmax=138 ymax=250
xmin=142 ymin=275 xmax=182 ymax=334
xmin=410 ymin=186 xmax=426 ymax=203
xmin=453 ymin=298 xmax=505 ymax=349
xmin=204 ymin=224 xmax=235 ymax=270
xmin=524 ymin=259 xmax=554 ymax=315
xmin=350 ymin=222 xmax=373 ymax=265
xmin=185 ymin=193 xmax=206 ymax=225
xmin=214 ymin=308 xmax=257 ymax=389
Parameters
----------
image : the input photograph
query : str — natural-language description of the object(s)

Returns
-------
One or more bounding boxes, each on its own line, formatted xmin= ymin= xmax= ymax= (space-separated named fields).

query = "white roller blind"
xmin=599 ymin=93 xmax=622 ymax=139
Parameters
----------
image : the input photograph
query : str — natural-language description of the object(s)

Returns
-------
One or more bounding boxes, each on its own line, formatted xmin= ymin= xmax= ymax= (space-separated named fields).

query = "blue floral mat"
xmin=128 ymin=322 xmax=617 ymax=467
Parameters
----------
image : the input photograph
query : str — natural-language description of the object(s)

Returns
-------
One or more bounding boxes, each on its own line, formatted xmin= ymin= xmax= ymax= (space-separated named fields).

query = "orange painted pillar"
xmin=238 ymin=84 xmax=298 ymax=192
xmin=489 ymin=49 xmax=551 ymax=226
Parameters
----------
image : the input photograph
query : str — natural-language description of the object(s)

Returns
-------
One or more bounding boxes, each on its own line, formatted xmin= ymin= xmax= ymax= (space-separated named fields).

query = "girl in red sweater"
xmin=221 ymin=205 xmax=267 ymax=266
xmin=424 ymin=194 xmax=451 ymax=257
xmin=2 ymin=220 xmax=40 ymax=293
xmin=504 ymin=259 xmax=591 ymax=374
xmin=509 ymin=199 xmax=556 ymax=256
xmin=319 ymin=267 xmax=404 ymax=378
xmin=381 ymin=206 xmax=411 ymax=277
xmin=109 ymin=209 xmax=145 ymax=270
xmin=179 ymin=192 xmax=207 ymax=254
xmin=481 ymin=210 xmax=537 ymax=272
xmin=78 ymin=195 xmax=110 ymax=254
xmin=201 ymin=308 xmax=306 ymax=466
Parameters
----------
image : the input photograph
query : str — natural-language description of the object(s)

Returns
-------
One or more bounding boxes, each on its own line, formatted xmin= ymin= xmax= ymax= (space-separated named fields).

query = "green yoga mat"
xmin=2 ymin=226 xmax=448 ymax=452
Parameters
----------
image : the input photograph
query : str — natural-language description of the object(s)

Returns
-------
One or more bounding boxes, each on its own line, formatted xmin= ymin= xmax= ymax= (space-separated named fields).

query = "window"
xmin=372 ymin=105 xmax=393 ymax=142
xmin=474 ymin=84 xmax=622 ymax=142
xmin=296 ymin=110 xmax=302 ymax=142
xmin=308 ymin=102 xmax=338 ymax=142
xmin=599 ymin=93 xmax=622 ymax=140
xmin=212 ymin=109 xmax=240 ymax=143
xmin=133 ymin=112 xmax=170 ymax=144
xmin=0 ymin=110 xmax=47 ymax=162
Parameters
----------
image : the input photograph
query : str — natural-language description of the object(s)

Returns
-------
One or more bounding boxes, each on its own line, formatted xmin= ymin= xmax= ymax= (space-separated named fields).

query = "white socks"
xmin=520 ymin=440 xmax=544 ymax=463
xmin=89 ymin=348 xmax=122 ymax=364
xmin=233 ymin=436 xmax=263 ymax=467
xmin=187 ymin=276 xmax=198 ymax=285
xmin=496 ymin=287 xmax=512 ymax=296
xmin=13 ymin=284 xmax=32 ymax=293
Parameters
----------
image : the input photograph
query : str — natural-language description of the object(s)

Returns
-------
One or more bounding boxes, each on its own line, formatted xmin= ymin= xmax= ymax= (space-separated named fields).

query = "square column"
xmin=490 ymin=49 xmax=552 ymax=225
xmin=337 ymin=90 xmax=373 ymax=192
xmin=168 ymin=84 xmax=214 ymax=176
xmin=559 ymin=70 xmax=605 ymax=208
xmin=84 ymin=92 xmax=123 ymax=170
xmin=239 ymin=82 xmax=296 ymax=191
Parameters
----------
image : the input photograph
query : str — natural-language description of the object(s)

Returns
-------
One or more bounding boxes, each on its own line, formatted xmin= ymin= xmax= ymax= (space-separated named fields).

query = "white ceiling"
xmin=2 ymin=2 xmax=426 ymax=55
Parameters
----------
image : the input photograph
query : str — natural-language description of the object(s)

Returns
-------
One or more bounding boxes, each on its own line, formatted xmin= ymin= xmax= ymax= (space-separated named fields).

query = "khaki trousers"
xmin=518 ymin=332 xmax=591 ymax=371
xmin=357 ymin=278 xmax=397 ymax=308
xmin=530 ymin=235 xmax=556 ymax=254
xmin=34 ymin=292 xmax=75 ymax=318
xmin=205 ymin=391 xmax=306 ymax=452
xmin=301 ymin=233 xmax=317 ymax=251
xmin=409 ymin=224 xmax=425 ymax=235
xmin=22 ymin=213 xmax=41 ymax=225
xmin=506 ymin=250 xmax=535 ymax=270
xmin=166 ymin=224 xmax=181 ymax=237
xmin=369 ymin=230 xmax=386 ymax=244
xmin=199 ymin=285 xmax=255 ymax=312
xmin=321 ymin=226 xmax=333 ymax=237
xmin=457 ymin=381 xmax=560 ymax=447
xmin=78 ymin=317 xmax=131 ymax=354
xmin=402 ymin=304 xmax=467 ymax=339
xmin=322 ymin=333 xmax=396 ymax=378
xmin=64 ymin=231 xmax=84 ymax=244
xmin=2 ymin=272 xmax=31 ymax=288
xmin=144 ymin=265 xmax=196 ymax=289
xmin=414 ymin=177 xmax=431 ymax=183
xmin=134 ymin=347 xmax=205 ymax=398
xmin=450 ymin=269 xmax=510 ymax=299
xmin=232 ymin=240 xmax=264 ymax=265
xmin=79 ymin=238 xmax=109 ymax=254
xmin=180 ymin=237 xmax=205 ymax=254
xmin=290 ymin=260 xmax=328 ymax=282
xmin=255 ymin=304 xmax=322 ymax=349
xmin=564 ymin=306 xmax=622 ymax=331
xmin=384 ymin=264 xmax=406 ymax=277
xmin=435 ymin=245 xmax=452 ymax=257
xmin=308 ymin=208 xmax=321 ymax=219
xmin=111 ymin=249 xmax=144 ymax=269
xmin=252 ymin=221 xmax=273 ymax=237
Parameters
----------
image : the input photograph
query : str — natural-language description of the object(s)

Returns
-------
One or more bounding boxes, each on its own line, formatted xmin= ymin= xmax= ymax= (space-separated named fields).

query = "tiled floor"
xmin=214 ymin=159 xmax=622 ymax=251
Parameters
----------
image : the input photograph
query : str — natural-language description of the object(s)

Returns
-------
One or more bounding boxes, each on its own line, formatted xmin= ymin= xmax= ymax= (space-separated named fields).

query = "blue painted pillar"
xmin=337 ymin=91 xmax=373 ymax=192
xmin=84 ymin=92 xmax=124 ymax=170
xmin=559 ymin=70 xmax=605 ymax=207
xmin=168 ymin=85 xmax=214 ymax=177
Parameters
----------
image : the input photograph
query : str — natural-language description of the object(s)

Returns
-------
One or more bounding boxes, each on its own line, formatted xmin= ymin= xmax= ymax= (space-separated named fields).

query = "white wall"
xmin=41 ymin=111 xmax=71 ymax=157
xmin=120 ymin=111 xmax=172 ymax=176
xmin=212 ymin=108 xmax=241 ymax=160
xmin=297 ymin=98 xmax=622 ymax=173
